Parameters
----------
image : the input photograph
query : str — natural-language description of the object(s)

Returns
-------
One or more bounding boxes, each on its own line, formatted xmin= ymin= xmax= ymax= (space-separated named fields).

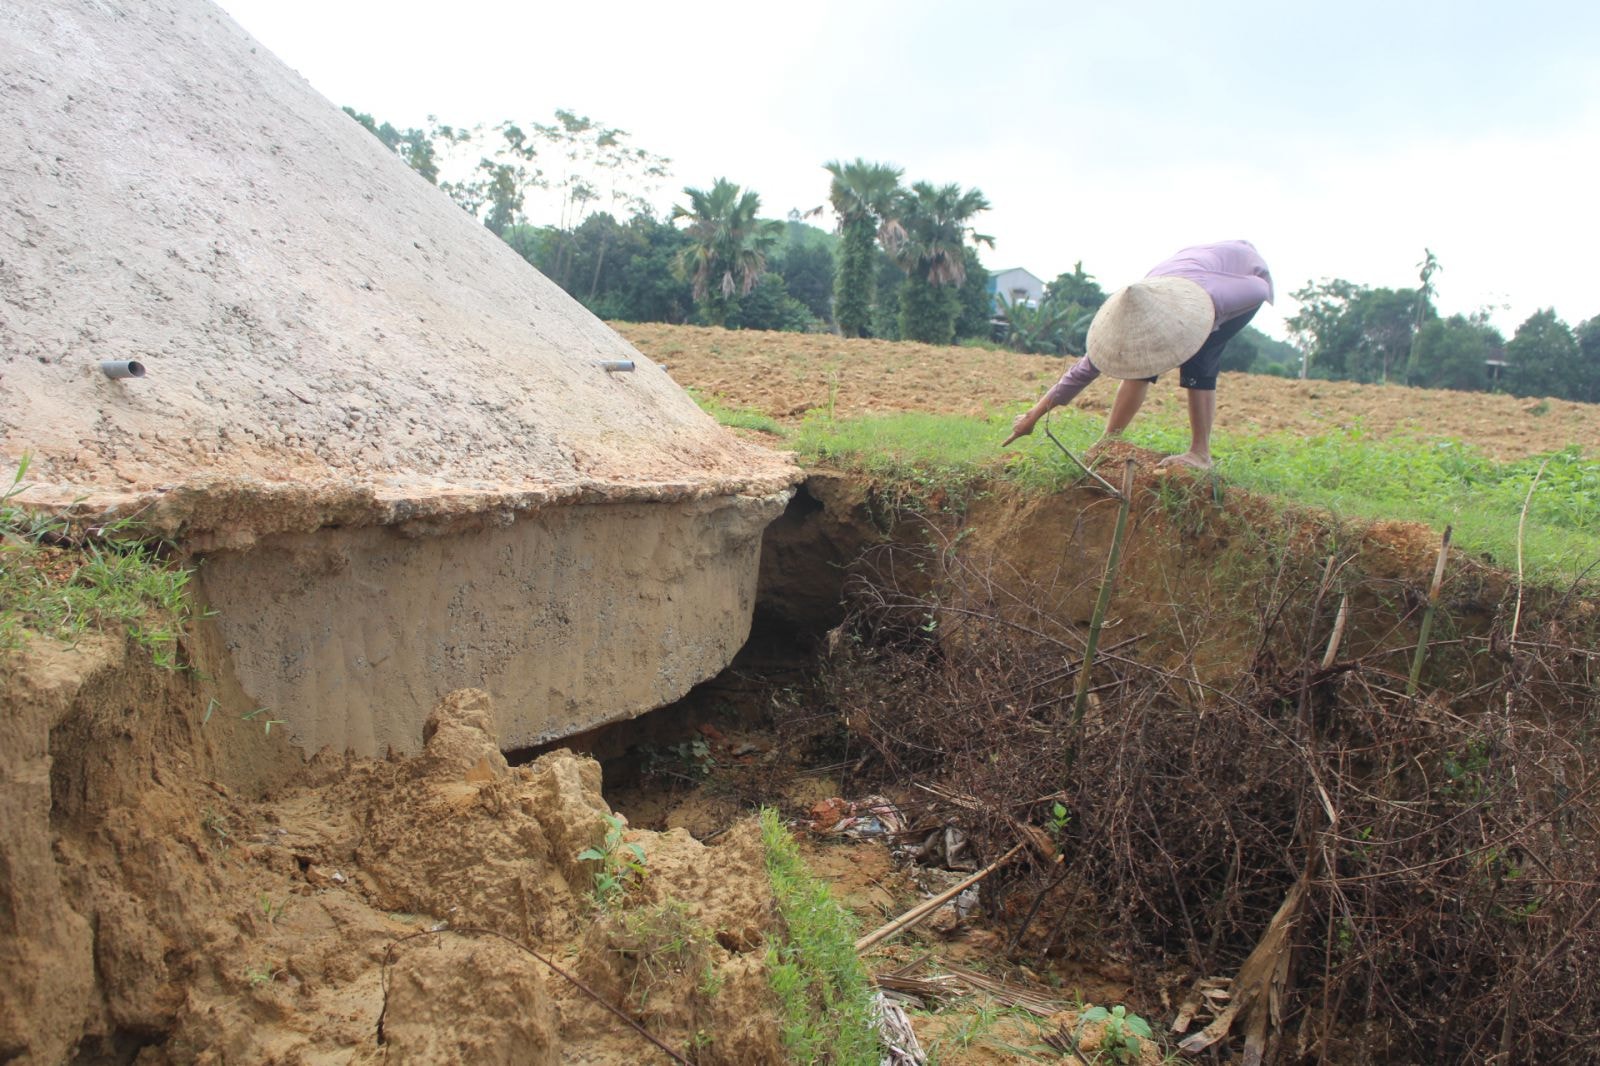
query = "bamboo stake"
xmin=855 ymin=843 xmax=1026 ymax=953
xmin=1407 ymin=525 xmax=1452 ymax=695
xmin=1320 ymin=595 xmax=1349 ymax=670
xmin=1510 ymin=459 xmax=1548 ymax=646
xmin=1070 ymin=459 xmax=1136 ymax=733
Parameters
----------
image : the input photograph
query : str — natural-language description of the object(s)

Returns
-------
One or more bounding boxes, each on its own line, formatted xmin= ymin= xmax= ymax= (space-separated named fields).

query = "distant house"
xmin=987 ymin=267 xmax=1045 ymax=310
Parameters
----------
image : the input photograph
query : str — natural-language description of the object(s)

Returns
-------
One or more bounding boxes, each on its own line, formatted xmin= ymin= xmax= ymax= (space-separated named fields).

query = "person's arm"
xmin=1003 ymin=357 xmax=1100 ymax=445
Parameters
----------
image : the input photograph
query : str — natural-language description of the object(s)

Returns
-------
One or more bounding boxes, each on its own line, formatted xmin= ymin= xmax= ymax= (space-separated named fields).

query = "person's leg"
xmin=1158 ymin=387 xmax=1216 ymax=468
xmin=1156 ymin=307 xmax=1256 ymax=469
xmin=1103 ymin=378 xmax=1152 ymax=437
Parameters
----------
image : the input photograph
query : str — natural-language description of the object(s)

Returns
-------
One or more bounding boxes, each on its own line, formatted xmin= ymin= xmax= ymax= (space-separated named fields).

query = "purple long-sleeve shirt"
xmin=1042 ymin=240 xmax=1273 ymax=408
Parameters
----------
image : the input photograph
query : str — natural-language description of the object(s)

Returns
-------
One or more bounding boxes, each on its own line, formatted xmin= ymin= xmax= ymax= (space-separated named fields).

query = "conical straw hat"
xmin=1085 ymin=276 xmax=1215 ymax=378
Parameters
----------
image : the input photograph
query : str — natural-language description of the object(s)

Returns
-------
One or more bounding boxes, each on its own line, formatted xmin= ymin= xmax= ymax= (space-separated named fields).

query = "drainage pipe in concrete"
xmin=100 ymin=360 xmax=146 ymax=379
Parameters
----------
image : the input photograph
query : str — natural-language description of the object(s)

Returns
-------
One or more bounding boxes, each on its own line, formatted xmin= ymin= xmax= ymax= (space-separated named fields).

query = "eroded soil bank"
xmin=574 ymin=458 xmax=1600 ymax=1064
xmin=4 ymin=456 xmax=1596 ymax=1064
xmin=2 ymin=636 xmax=785 ymax=1065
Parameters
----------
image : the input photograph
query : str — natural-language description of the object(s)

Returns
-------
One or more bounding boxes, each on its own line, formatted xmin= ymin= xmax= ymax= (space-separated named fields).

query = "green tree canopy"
xmin=824 ymin=159 xmax=903 ymax=338
xmin=773 ymin=221 xmax=836 ymax=323
xmin=1574 ymin=316 xmax=1600 ymax=403
xmin=954 ymin=247 xmax=995 ymax=341
xmin=1504 ymin=308 xmax=1579 ymax=398
xmin=891 ymin=181 xmax=992 ymax=344
xmin=725 ymin=273 xmax=819 ymax=333
xmin=1287 ymin=279 xmax=1432 ymax=382
xmin=670 ymin=178 xmax=784 ymax=328
xmin=1044 ymin=261 xmax=1108 ymax=355
xmin=1406 ymin=313 xmax=1500 ymax=392
xmin=342 ymin=107 xmax=442 ymax=184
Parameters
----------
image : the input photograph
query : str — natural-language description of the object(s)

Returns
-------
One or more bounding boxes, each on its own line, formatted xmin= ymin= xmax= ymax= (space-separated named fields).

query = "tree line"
xmin=1287 ymin=253 xmax=1599 ymax=401
xmin=345 ymin=107 xmax=1599 ymax=402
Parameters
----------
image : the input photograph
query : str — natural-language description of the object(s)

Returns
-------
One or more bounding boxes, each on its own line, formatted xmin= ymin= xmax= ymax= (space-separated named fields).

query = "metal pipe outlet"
xmin=100 ymin=360 xmax=146 ymax=379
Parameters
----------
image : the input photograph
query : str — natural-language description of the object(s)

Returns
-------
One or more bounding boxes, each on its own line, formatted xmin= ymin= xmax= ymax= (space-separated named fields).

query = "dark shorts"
xmin=1141 ymin=306 xmax=1258 ymax=391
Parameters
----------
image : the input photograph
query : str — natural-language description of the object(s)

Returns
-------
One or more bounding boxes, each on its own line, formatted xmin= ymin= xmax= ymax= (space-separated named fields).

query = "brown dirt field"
xmin=616 ymin=323 xmax=1600 ymax=460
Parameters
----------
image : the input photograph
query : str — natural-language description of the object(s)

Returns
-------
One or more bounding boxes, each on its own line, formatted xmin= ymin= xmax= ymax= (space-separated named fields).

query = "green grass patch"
xmin=1 ymin=455 xmax=198 ymax=665
xmin=686 ymin=388 xmax=784 ymax=435
xmin=760 ymin=807 xmax=879 ymax=1065
xmin=791 ymin=410 xmax=1600 ymax=584
xmin=791 ymin=410 xmax=1084 ymax=498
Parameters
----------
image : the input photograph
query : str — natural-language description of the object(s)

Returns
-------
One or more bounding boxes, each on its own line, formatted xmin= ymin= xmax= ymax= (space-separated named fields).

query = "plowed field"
xmin=616 ymin=323 xmax=1599 ymax=460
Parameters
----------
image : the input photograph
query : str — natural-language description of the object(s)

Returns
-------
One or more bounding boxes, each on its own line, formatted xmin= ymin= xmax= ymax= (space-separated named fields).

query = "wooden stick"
xmin=1041 ymin=418 xmax=1123 ymax=497
xmin=1320 ymin=595 xmax=1349 ymax=670
xmin=855 ymin=843 xmax=1026 ymax=953
xmin=1070 ymin=459 xmax=1136 ymax=735
xmin=1510 ymin=460 xmax=1548 ymax=645
xmin=1407 ymin=525 xmax=1452 ymax=695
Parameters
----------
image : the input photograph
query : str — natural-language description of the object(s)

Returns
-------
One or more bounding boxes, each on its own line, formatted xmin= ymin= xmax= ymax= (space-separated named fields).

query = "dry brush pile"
xmin=816 ymin=507 xmax=1600 ymax=1064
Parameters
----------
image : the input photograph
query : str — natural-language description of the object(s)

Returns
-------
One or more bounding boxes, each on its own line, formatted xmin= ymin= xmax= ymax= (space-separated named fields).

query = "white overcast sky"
xmin=214 ymin=0 xmax=1600 ymax=341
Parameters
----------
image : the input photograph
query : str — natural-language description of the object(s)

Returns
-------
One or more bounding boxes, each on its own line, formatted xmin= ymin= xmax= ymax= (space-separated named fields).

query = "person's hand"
xmin=1002 ymin=410 xmax=1039 ymax=447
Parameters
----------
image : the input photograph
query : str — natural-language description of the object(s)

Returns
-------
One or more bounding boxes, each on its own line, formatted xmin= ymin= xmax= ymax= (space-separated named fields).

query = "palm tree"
xmin=671 ymin=178 xmax=783 ymax=328
xmin=824 ymin=159 xmax=903 ymax=337
xmin=1402 ymin=248 xmax=1442 ymax=384
xmin=892 ymin=182 xmax=993 ymax=344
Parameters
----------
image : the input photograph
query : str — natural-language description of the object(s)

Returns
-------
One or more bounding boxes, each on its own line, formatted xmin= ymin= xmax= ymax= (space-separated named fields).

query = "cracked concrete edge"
xmin=11 ymin=465 xmax=804 ymax=549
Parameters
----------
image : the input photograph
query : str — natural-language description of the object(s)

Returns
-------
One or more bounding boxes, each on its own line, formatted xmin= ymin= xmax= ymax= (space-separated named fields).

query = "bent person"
xmin=1006 ymin=240 xmax=1273 ymax=469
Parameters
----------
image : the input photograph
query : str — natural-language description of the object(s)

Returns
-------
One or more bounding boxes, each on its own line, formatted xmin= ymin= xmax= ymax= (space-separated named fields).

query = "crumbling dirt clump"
xmin=1 ymin=639 xmax=785 ymax=1064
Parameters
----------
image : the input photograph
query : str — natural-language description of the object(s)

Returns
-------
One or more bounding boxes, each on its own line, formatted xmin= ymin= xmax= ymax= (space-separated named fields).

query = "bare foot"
xmin=1157 ymin=451 xmax=1213 ymax=471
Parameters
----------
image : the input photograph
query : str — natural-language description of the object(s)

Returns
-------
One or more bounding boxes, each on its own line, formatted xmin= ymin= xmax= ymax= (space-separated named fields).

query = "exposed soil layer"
xmin=1 ymin=637 xmax=784 ymax=1065
xmin=617 ymin=322 xmax=1600 ymax=460
xmin=7 ymin=452 xmax=1593 ymax=1063
xmin=7 ymin=325 xmax=1597 ymax=1063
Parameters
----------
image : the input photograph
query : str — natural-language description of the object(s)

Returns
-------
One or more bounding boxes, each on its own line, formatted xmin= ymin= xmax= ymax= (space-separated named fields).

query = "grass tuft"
xmin=1 ymin=454 xmax=199 ymax=664
xmin=686 ymin=388 xmax=784 ymax=435
xmin=760 ymin=807 xmax=880 ymax=1065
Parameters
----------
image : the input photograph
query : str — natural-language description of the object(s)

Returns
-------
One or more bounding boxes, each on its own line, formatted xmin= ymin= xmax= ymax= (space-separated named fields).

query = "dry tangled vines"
xmin=818 ymin=518 xmax=1600 ymax=1064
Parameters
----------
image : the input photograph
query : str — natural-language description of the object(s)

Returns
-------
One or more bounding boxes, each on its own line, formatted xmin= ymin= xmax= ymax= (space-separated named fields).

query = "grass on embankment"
xmin=0 ymin=455 xmax=196 ymax=662
xmin=760 ymin=808 xmax=880 ymax=1065
xmin=695 ymin=397 xmax=1600 ymax=585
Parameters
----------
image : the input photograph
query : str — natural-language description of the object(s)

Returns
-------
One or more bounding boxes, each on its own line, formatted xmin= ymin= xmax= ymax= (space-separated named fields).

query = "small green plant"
xmin=698 ymin=959 xmax=725 ymax=999
xmin=1441 ymin=741 xmax=1491 ymax=799
xmin=576 ymin=812 xmax=648 ymax=911
xmin=1077 ymin=1003 xmax=1154 ymax=1065
xmin=201 ymin=808 xmax=232 ymax=849
xmin=643 ymin=737 xmax=717 ymax=781
xmin=949 ymin=998 xmax=1004 ymax=1049
xmin=607 ymin=899 xmax=714 ymax=1013
xmin=257 ymin=894 xmax=289 ymax=926
xmin=1047 ymin=802 xmax=1072 ymax=841
xmin=240 ymin=707 xmax=287 ymax=737
xmin=245 ymin=966 xmax=286 ymax=987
